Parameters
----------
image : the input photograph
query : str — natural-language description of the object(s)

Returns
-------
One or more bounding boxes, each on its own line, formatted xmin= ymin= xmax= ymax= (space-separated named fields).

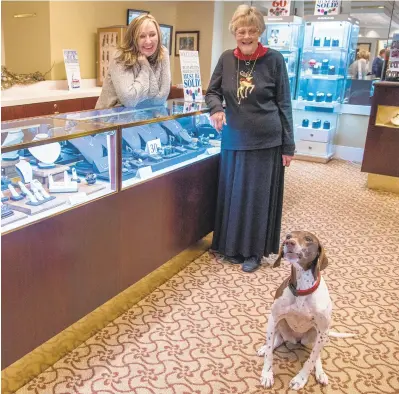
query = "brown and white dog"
xmin=258 ymin=231 xmax=354 ymax=390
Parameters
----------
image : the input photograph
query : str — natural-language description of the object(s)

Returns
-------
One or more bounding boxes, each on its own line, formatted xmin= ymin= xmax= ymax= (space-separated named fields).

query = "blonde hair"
xmin=357 ymin=50 xmax=370 ymax=61
xmin=116 ymin=14 xmax=163 ymax=68
xmin=229 ymin=5 xmax=265 ymax=35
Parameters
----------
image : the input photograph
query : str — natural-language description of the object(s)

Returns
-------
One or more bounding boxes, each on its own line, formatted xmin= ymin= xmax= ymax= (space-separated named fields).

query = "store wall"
xmin=48 ymin=1 xmax=178 ymax=81
xmin=1 ymin=1 xmax=52 ymax=75
xmin=173 ymin=1 xmax=215 ymax=88
xmin=335 ymin=114 xmax=369 ymax=150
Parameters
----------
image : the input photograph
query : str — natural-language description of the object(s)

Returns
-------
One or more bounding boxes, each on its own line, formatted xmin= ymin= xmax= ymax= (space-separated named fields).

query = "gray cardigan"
xmin=96 ymin=46 xmax=171 ymax=109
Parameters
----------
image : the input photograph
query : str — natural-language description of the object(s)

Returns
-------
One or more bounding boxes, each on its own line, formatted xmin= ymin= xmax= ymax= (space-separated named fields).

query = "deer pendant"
xmin=237 ymin=71 xmax=255 ymax=103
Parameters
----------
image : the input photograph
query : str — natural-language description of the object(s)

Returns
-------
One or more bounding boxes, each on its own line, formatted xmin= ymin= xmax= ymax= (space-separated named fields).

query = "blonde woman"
xmin=206 ymin=5 xmax=294 ymax=272
xmin=96 ymin=14 xmax=171 ymax=109
xmin=349 ymin=50 xmax=370 ymax=79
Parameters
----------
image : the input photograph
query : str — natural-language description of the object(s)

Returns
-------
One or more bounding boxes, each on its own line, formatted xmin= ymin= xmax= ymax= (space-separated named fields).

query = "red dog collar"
xmin=289 ymin=272 xmax=321 ymax=297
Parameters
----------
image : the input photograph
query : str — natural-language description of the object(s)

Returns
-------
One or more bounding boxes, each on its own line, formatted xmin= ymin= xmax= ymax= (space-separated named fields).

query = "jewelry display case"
xmin=56 ymin=102 xmax=221 ymax=190
xmin=294 ymin=15 xmax=359 ymax=162
xmin=261 ymin=16 xmax=304 ymax=99
xmin=1 ymin=117 xmax=118 ymax=234
xmin=2 ymin=100 xmax=220 ymax=372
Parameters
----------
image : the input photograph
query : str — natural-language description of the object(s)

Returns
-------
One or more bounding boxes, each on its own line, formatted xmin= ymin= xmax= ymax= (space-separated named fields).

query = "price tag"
xmin=137 ymin=166 xmax=153 ymax=179
xmin=145 ymin=138 xmax=161 ymax=155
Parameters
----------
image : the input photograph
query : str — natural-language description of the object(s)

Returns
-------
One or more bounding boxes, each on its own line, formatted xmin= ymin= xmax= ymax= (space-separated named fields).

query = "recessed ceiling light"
xmin=378 ymin=6 xmax=384 ymax=8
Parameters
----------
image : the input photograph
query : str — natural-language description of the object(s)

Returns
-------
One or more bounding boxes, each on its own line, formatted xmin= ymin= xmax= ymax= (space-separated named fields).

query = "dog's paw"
xmin=315 ymin=370 xmax=329 ymax=385
xmin=260 ymin=370 xmax=274 ymax=388
xmin=257 ymin=345 xmax=267 ymax=356
xmin=289 ymin=373 xmax=309 ymax=391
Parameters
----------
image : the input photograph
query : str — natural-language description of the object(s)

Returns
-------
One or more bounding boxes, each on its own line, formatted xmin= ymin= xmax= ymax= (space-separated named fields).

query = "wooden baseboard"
xmin=293 ymin=153 xmax=334 ymax=164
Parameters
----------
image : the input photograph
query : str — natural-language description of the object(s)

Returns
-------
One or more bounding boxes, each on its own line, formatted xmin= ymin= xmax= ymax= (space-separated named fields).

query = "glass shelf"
xmin=304 ymin=47 xmax=347 ymax=53
xmin=301 ymin=75 xmax=345 ymax=80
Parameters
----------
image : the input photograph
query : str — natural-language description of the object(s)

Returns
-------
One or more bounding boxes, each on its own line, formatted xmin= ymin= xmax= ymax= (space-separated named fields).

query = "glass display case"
xmin=261 ymin=16 xmax=304 ymax=99
xmin=296 ymin=15 xmax=360 ymax=109
xmin=1 ymin=118 xmax=118 ymax=233
xmin=56 ymin=101 xmax=220 ymax=190
xmin=294 ymin=14 xmax=359 ymax=161
xmin=1 ymin=102 xmax=219 ymax=233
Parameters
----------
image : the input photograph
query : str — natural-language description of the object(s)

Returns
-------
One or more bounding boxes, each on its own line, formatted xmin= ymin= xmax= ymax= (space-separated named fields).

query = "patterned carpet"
xmin=16 ymin=160 xmax=399 ymax=394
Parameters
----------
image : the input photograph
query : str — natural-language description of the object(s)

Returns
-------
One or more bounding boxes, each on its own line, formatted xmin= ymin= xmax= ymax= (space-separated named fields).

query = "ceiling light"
xmin=378 ymin=6 xmax=384 ymax=8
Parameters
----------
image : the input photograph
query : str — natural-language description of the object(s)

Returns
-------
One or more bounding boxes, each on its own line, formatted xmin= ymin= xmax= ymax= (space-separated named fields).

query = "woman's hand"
xmin=282 ymin=155 xmax=293 ymax=167
xmin=210 ymin=111 xmax=227 ymax=132
xmin=138 ymin=54 xmax=150 ymax=67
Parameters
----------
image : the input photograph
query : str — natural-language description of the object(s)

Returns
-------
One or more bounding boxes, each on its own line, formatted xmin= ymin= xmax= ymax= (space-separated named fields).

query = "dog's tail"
xmin=328 ymin=331 xmax=357 ymax=338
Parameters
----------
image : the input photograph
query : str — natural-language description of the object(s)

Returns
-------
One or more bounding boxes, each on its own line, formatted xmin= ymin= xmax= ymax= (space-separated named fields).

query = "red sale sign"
xmin=269 ymin=0 xmax=291 ymax=17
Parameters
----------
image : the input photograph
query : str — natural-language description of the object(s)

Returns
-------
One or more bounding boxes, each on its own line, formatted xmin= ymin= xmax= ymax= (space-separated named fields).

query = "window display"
xmin=294 ymin=14 xmax=359 ymax=161
xmin=260 ymin=16 xmax=304 ymax=99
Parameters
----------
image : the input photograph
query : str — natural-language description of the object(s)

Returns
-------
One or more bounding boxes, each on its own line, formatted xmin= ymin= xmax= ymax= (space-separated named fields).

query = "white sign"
xmin=314 ymin=0 xmax=341 ymax=16
xmin=269 ymin=0 xmax=291 ymax=17
xmin=179 ymin=50 xmax=203 ymax=102
xmin=145 ymin=138 xmax=161 ymax=155
xmin=63 ymin=49 xmax=81 ymax=90
xmin=388 ymin=33 xmax=399 ymax=72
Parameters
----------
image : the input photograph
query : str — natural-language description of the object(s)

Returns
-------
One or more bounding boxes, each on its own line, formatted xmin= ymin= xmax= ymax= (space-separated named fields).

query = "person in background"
xmin=96 ymin=14 xmax=170 ymax=109
xmin=372 ymin=48 xmax=386 ymax=78
xmin=206 ymin=5 xmax=295 ymax=273
xmin=349 ymin=50 xmax=370 ymax=80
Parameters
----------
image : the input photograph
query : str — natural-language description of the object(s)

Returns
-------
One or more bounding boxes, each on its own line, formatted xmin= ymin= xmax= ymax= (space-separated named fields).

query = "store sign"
xmin=179 ymin=50 xmax=203 ymax=102
xmin=63 ymin=49 xmax=81 ymax=90
xmin=388 ymin=33 xmax=399 ymax=72
xmin=314 ymin=0 xmax=341 ymax=16
xmin=269 ymin=0 xmax=291 ymax=17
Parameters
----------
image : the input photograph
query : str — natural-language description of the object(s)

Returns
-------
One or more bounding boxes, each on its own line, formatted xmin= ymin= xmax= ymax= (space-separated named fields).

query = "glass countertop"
xmin=1 ymin=117 xmax=115 ymax=153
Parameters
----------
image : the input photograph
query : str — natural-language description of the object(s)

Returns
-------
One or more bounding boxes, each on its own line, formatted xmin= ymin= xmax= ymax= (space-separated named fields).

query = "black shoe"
xmin=242 ymin=257 xmax=261 ymax=272
xmin=225 ymin=255 xmax=244 ymax=264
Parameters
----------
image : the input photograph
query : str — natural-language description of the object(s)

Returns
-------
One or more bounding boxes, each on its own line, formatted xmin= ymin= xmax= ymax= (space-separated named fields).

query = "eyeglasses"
xmin=235 ymin=28 xmax=259 ymax=38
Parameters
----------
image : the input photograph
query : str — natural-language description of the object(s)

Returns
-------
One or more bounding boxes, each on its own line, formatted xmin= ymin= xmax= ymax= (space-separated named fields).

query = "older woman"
xmin=206 ymin=5 xmax=295 ymax=273
xmin=96 ymin=14 xmax=171 ymax=109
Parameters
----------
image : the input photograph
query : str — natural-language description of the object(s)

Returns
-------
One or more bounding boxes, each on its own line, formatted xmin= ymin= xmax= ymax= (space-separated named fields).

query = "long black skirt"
xmin=211 ymin=146 xmax=285 ymax=259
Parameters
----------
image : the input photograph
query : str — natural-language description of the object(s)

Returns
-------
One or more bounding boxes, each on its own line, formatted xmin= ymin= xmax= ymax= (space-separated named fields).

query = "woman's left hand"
xmin=282 ymin=155 xmax=293 ymax=167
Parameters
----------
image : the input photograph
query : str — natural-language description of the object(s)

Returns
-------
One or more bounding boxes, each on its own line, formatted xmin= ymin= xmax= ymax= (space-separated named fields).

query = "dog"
xmin=258 ymin=231 xmax=354 ymax=390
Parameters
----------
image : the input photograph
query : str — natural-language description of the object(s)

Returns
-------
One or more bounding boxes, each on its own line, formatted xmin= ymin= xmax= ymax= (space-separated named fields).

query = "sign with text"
xmin=63 ymin=49 xmax=81 ymax=90
xmin=269 ymin=0 xmax=291 ymax=17
xmin=145 ymin=138 xmax=161 ymax=155
xmin=179 ymin=50 xmax=203 ymax=102
xmin=388 ymin=33 xmax=399 ymax=72
xmin=314 ymin=0 xmax=341 ymax=15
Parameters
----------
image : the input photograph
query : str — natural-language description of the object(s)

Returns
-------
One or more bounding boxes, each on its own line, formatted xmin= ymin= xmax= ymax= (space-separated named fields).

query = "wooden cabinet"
xmin=1 ymin=97 xmax=98 ymax=122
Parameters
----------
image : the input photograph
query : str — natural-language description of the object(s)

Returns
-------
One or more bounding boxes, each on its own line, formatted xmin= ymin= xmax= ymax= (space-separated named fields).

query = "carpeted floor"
xmin=16 ymin=160 xmax=399 ymax=394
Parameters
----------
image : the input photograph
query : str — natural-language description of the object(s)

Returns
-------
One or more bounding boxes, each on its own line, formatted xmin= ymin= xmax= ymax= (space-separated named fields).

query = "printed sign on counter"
xmin=63 ymin=49 xmax=82 ymax=91
xmin=314 ymin=0 xmax=341 ymax=15
xmin=179 ymin=50 xmax=203 ymax=102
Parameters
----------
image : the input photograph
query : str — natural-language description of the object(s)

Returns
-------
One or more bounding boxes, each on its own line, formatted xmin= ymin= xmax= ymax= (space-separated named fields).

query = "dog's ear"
xmin=314 ymin=244 xmax=328 ymax=278
xmin=273 ymin=244 xmax=284 ymax=268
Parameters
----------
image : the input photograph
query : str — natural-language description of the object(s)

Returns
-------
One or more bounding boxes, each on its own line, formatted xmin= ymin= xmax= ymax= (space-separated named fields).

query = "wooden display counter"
xmin=361 ymin=82 xmax=399 ymax=193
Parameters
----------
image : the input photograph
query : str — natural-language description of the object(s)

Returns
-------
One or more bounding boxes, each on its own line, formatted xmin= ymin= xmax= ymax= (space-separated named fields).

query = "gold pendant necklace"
xmin=237 ymin=54 xmax=259 ymax=105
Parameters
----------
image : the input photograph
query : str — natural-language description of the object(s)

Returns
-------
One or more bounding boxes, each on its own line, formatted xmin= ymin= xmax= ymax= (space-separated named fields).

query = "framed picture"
xmin=175 ymin=31 xmax=200 ymax=56
xmin=127 ymin=9 xmax=149 ymax=25
xmin=356 ymin=42 xmax=371 ymax=57
xmin=160 ymin=24 xmax=173 ymax=55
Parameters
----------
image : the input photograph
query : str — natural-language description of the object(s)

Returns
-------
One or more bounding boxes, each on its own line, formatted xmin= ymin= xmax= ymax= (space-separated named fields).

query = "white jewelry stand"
xmin=48 ymin=171 xmax=78 ymax=193
xmin=28 ymin=134 xmax=61 ymax=169
xmin=31 ymin=180 xmax=51 ymax=199
xmin=15 ymin=161 xmax=34 ymax=183
xmin=8 ymin=184 xmax=24 ymax=201
xmin=18 ymin=181 xmax=38 ymax=204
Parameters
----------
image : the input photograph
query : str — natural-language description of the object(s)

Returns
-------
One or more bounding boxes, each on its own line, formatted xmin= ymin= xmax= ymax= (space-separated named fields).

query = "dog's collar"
xmin=288 ymin=272 xmax=321 ymax=297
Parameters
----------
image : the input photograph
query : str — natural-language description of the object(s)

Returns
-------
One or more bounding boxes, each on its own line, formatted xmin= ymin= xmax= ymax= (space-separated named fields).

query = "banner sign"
xmin=269 ymin=0 xmax=291 ymax=17
xmin=314 ymin=0 xmax=341 ymax=15
xmin=179 ymin=50 xmax=203 ymax=102
xmin=388 ymin=33 xmax=399 ymax=72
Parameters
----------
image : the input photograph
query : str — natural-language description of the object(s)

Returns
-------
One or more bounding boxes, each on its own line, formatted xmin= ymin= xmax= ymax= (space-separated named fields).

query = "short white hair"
xmin=229 ymin=5 xmax=265 ymax=35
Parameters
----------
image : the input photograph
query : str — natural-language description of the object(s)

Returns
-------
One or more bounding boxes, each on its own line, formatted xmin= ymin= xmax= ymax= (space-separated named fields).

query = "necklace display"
xmin=237 ymin=52 xmax=259 ymax=105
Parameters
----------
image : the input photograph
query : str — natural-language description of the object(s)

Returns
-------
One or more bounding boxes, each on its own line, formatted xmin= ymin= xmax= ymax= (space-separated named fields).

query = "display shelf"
xmin=302 ymin=75 xmax=344 ymax=80
xmin=303 ymin=47 xmax=347 ymax=53
xmin=268 ymin=45 xmax=298 ymax=52
xmin=295 ymin=100 xmax=341 ymax=111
